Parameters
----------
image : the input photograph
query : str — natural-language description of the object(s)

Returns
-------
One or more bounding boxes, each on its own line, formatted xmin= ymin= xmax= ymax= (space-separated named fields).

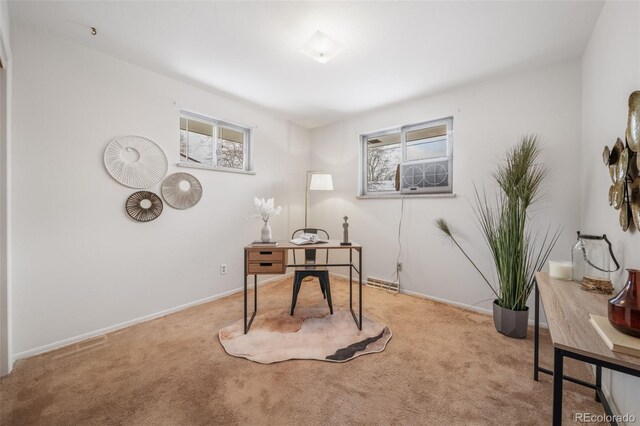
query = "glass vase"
xmin=608 ymin=269 xmax=640 ymax=337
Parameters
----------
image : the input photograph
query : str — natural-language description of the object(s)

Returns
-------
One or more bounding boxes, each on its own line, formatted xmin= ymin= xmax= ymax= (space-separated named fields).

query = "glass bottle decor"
xmin=608 ymin=269 xmax=640 ymax=337
xmin=571 ymin=232 xmax=619 ymax=282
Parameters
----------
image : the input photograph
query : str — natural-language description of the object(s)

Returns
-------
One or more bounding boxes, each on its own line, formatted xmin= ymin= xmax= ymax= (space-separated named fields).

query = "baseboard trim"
xmin=12 ymin=273 xmax=292 ymax=361
xmin=14 ymin=271 xmax=548 ymax=361
xmin=329 ymin=272 xmax=548 ymax=329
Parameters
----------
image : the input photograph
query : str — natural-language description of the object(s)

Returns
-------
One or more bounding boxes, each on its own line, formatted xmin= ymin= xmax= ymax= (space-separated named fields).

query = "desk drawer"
xmin=247 ymin=261 xmax=286 ymax=274
xmin=248 ymin=249 xmax=285 ymax=262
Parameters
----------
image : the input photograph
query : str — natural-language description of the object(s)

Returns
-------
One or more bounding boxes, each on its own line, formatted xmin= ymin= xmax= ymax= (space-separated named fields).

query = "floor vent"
xmin=366 ymin=277 xmax=399 ymax=293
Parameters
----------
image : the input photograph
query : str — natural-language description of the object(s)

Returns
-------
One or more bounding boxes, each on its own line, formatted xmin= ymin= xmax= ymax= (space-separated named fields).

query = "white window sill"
xmin=177 ymin=162 xmax=256 ymax=175
xmin=356 ymin=193 xmax=456 ymax=199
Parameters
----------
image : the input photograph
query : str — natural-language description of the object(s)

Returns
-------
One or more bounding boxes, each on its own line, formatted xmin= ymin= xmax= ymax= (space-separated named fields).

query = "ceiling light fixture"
xmin=299 ymin=30 xmax=345 ymax=64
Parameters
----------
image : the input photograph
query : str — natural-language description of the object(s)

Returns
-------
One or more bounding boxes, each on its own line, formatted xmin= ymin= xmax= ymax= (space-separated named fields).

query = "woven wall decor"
xmin=125 ymin=191 xmax=163 ymax=222
xmin=161 ymin=173 xmax=203 ymax=209
xmin=104 ymin=136 xmax=168 ymax=188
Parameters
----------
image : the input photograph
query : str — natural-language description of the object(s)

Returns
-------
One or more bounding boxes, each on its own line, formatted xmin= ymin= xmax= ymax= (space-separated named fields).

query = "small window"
xmin=360 ymin=117 xmax=453 ymax=196
xmin=366 ymin=131 xmax=401 ymax=193
xmin=179 ymin=111 xmax=251 ymax=173
xmin=405 ymin=124 xmax=448 ymax=162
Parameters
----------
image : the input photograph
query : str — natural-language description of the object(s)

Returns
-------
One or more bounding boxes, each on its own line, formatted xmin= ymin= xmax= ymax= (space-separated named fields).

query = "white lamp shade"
xmin=309 ymin=173 xmax=333 ymax=191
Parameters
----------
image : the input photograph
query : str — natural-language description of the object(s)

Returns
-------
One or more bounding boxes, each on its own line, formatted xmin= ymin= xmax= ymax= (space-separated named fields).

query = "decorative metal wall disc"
xmin=608 ymin=185 xmax=615 ymax=206
xmin=620 ymin=201 xmax=631 ymax=231
xmin=126 ymin=191 xmax=163 ymax=222
xmin=608 ymin=138 xmax=624 ymax=183
xmin=611 ymin=181 xmax=624 ymax=210
xmin=611 ymin=138 xmax=624 ymax=164
xmin=631 ymin=177 xmax=640 ymax=229
xmin=617 ymin=148 xmax=630 ymax=182
xmin=627 ymin=91 xmax=640 ymax=153
xmin=602 ymin=146 xmax=611 ymax=165
xmin=161 ymin=173 xmax=203 ymax=209
xmin=104 ymin=136 xmax=168 ymax=188
xmin=609 ymin=164 xmax=617 ymax=183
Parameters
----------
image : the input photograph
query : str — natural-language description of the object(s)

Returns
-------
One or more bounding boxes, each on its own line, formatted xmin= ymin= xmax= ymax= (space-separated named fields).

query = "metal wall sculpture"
xmin=125 ymin=191 xmax=163 ymax=222
xmin=104 ymin=135 xmax=168 ymax=188
xmin=603 ymin=91 xmax=640 ymax=231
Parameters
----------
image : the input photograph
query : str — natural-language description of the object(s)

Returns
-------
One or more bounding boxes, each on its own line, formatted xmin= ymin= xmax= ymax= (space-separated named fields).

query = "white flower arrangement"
xmin=249 ymin=197 xmax=282 ymax=223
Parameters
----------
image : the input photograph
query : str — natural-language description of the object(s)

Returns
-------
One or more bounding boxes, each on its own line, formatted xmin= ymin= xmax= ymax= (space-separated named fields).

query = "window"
xmin=179 ymin=111 xmax=252 ymax=173
xmin=365 ymin=131 xmax=401 ymax=192
xmin=360 ymin=117 xmax=453 ymax=196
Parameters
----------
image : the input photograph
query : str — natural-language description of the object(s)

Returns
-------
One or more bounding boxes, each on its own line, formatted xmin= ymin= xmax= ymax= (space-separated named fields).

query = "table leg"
xmin=358 ymin=247 xmax=362 ymax=331
xmin=243 ymin=250 xmax=248 ymax=334
xmin=595 ymin=365 xmax=602 ymax=403
xmin=349 ymin=248 xmax=353 ymax=308
xmin=534 ymin=279 xmax=540 ymax=381
xmin=553 ymin=347 xmax=564 ymax=426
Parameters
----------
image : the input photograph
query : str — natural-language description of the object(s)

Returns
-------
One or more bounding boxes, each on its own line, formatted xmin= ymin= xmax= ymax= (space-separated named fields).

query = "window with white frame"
xmin=179 ymin=111 xmax=252 ymax=172
xmin=360 ymin=117 xmax=453 ymax=196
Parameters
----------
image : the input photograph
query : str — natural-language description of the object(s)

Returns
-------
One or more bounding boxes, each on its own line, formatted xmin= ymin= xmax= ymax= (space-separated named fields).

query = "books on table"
xmin=290 ymin=233 xmax=328 ymax=246
xmin=252 ymin=241 xmax=278 ymax=246
xmin=590 ymin=315 xmax=640 ymax=358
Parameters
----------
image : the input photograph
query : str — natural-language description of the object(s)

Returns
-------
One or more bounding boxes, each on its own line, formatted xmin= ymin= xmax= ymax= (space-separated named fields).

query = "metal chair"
xmin=290 ymin=228 xmax=333 ymax=315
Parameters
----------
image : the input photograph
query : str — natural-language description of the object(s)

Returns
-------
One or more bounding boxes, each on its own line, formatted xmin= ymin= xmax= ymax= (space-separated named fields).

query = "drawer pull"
xmin=260 ymin=262 xmax=272 ymax=267
xmin=259 ymin=251 xmax=272 ymax=255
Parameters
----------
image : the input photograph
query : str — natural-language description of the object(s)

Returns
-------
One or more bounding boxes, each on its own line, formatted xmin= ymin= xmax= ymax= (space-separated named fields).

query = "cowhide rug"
xmin=218 ymin=307 xmax=392 ymax=364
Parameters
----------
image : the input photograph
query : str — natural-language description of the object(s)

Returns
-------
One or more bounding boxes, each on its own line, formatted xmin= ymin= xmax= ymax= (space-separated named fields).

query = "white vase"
xmin=261 ymin=221 xmax=272 ymax=242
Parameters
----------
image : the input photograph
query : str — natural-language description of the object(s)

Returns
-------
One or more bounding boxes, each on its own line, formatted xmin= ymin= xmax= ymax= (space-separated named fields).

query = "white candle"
xmin=549 ymin=261 xmax=572 ymax=280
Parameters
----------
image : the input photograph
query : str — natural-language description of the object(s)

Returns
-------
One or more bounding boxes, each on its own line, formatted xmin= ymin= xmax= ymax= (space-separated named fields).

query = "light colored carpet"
xmin=219 ymin=307 xmax=392 ymax=363
xmin=0 ymin=276 xmax=605 ymax=425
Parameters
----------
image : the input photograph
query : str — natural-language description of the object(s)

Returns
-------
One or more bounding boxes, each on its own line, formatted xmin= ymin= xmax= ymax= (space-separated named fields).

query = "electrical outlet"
xmin=220 ymin=264 xmax=227 ymax=275
xmin=397 ymin=262 xmax=403 ymax=272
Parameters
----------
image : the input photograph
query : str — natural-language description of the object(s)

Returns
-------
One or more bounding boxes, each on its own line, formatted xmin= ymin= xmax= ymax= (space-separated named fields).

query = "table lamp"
xmin=305 ymin=171 xmax=333 ymax=228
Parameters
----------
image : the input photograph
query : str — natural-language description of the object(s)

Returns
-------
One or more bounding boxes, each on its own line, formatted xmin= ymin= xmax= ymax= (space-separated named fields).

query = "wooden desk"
xmin=534 ymin=272 xmax=640 ymax=425
xmin=243 ymin=240 xmax=362 ymax=334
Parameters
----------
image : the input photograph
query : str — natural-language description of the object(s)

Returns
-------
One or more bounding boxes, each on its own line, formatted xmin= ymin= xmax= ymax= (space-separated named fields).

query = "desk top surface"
xmin=245 ymin=240 xmax=361 ymax=250
xmin=536 ymin=272 xmax=640 ymax=370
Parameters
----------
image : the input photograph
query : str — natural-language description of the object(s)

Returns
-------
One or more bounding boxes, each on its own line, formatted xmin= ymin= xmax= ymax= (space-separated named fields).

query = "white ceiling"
xmin=10 ymin=1 xmax=604 ymax=128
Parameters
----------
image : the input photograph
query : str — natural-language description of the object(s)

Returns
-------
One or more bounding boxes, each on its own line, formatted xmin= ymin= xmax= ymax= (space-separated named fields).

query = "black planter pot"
xmin=493 ymin=300 xmax=529 ymax=339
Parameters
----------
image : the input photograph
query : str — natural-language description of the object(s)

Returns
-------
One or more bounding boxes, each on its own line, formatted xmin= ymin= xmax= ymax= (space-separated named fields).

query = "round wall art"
xmin=161 ymin=173 xmax=203 ymax=209
xmin=104 ymin=135 xmax=168 ymax=188
xmin=125 ymin=191 xmax=163 ymax=222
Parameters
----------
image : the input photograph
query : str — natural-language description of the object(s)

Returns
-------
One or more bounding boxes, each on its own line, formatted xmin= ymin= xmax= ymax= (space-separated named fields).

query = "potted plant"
xmin=436 ymin=135 xmax=560 ymax=338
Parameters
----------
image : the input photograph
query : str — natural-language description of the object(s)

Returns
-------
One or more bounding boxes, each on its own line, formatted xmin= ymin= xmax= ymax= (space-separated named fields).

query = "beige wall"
xmin=10 ymin=25 xmax=311 ymax=357
xmin=0 ymin=0 xmax=12 ymax=376
xmin=581 ymin=0 xmax=640 ymax=420
xmin=310 ymin=60 xmax=583 ymax=318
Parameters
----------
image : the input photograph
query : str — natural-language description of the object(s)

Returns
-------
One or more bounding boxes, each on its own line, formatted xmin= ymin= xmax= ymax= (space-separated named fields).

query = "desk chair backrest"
xmin=291 ymin=228 xmax=330 ymax=265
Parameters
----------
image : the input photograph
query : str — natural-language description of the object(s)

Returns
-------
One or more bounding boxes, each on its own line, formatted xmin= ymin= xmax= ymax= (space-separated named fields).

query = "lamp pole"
xmin=305 ymin=170 xmax=323 ymax=229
